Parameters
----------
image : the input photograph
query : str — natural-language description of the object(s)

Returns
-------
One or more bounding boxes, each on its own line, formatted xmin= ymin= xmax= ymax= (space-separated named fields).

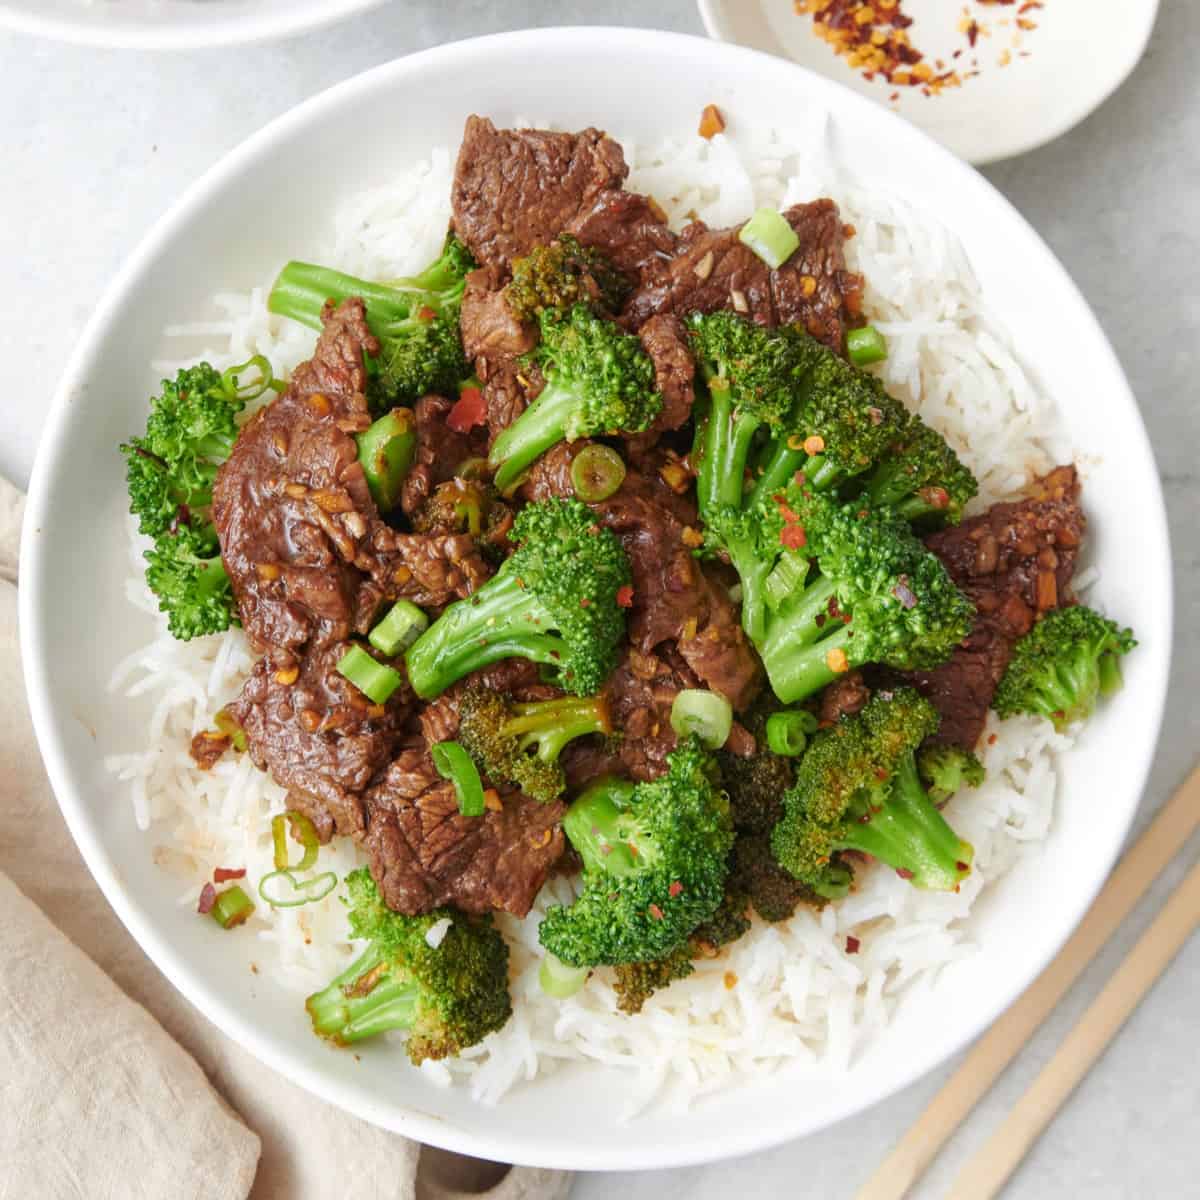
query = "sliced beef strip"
xmin=459 ymin=265 xmax=538 ymax=364
xmin=898 ymin=465 xmax=1086 ymax=749
xmin=399 ymin=393 xmax=487 ymax=518
xmin=212 ymin=299 xmax=380 ymax=653
xmin=363 ymin=748 xmax=565 ymax=916
xmin=228 ymin=640 xmax=410 ymax=843
xmin=477 ymin=358 xmax=544 ymax=445
xmin=354 ymin=528 xmax=492 ymax=632
xmin=621 ymin=200 xmax=863 ymax=351
xmin=521 ymin=443 xmax=761 ymax=708
xmin=635 ymin=314 xmax=695 ymax=440
xmin=451 ymin=116 xmax=629 ymax=273
xmin=565 ymin=188 xmax=678 ymax=283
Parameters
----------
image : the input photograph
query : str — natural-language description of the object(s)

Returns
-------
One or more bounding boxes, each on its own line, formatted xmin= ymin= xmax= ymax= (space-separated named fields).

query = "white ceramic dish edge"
xmin=19 ymin=28 xmax=1171 ymax=1170
xmin=0 ymin=0 xmax=386 ymax=51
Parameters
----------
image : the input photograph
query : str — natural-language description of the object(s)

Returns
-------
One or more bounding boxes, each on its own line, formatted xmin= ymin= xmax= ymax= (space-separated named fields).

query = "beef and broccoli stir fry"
xmin=121 ymin=116 xmax=1135 ymax=1062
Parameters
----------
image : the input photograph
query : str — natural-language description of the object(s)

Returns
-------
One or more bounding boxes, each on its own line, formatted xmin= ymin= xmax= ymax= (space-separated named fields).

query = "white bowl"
xmin=0 ymin=0 xmax=386 ymax=50
xmin=20 ymin=28 xmax=1170 ymax=1171
xmin=697 ymin=0 xmax=1160 ymax=164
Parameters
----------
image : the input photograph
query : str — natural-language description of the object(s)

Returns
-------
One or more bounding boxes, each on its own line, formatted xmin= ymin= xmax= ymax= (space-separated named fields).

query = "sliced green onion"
xmin=214 ymin=706 xmax=247 ymax=752
xmin=847 ymin=325 xmax=888 ymax=367
xmin=670 ymin=689 xmax=732 ymax=750
xmin=337 ymin=645 xmax=403 ymax=705
xmin=257 ymin=868 xmax=338 ymax=908
xmin=539 ymin=953 xmax=589 ymax=999
xmin=764 ymin=552 xmax=811 ymax=613
xmin=570 ymin=444 xmax=626 ymax=502
xmin=271 ymin=811 xmax=320 ymax=872
xmin=369 ymin=600 xmax=428 ymax=657
xmin=738 ymin=207 xmax=800 ymax=269
xmin=766 ymin=712 xmax=813 ymax=757
xmin=210 ymin=884 xmax=255 ymax=929
xmin=357 ymin=407 xmax=416 ymax=513
xmin=432 ymin=741 xmax=486 ymax=817
xmin=222 ymin=354 xmax=275 ymax=401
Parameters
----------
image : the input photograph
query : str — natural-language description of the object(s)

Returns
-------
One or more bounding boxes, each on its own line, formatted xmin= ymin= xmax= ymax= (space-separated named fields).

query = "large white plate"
xmin=0 ymin=0 xmax=387 ymax=50
xmin=698 ymin=0 xmax=1160 ymax=164
xmin=20 ymin=27 xmax=1170 ymax=1171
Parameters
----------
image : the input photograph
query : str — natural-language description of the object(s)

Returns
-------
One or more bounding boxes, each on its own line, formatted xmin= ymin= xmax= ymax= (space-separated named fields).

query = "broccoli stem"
xmin=696 ymin=381 xmax=760 ymax=515
xmin=757 ymin=576 xmax=848 ymax=704
xmin=489 ymin=383 xmax=581 ymax=492
xmin=503 ymin=697 xmax=611 ymax=761
xmin=840 ymin=754 xmax=973 ymax=891
xmin=404 ymin=570 xmax=568 ymax=699
xmin=305 ymin=942 xmax=420 ymax=1045
xmin=749 ymin=446 xmax=843 ymax=507
xmin=269 ymin=262 xmax=430 ymax=333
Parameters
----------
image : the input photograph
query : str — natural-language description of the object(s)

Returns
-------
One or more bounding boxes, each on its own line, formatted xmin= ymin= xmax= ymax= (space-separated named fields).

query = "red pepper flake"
xmin=956 ymin=861 xmax=970 ymax=872
xmin=780 ymin=524 xmax=807 ymax=550
xmin=579 ymin=597 xmax=591 ymax=609
xmin=213 ymin=867 xmax=246 ymax=883
xmin=668 ymin=881 xmax=684 ymax=898
xmin=648 ymin=903 xmax=664 ymax=921
xmin=896 ymin=867 xmax=915 ymax=880
xmin=417 ymin=305 xmax=437 ymax=322
xmin=446 ymin=386 xmax=486 ymax=434
xmin=966 ymin=19 xmax=980 ymax=47
xmin=845 ymin=936 xmax=861 ymax=955
xmin=197 ymin=882 xmax=217 ymax=914
xmin=697 ymin=104 xmax=726 ymax=139
xmin=987 ymin=733 xmax=998 ymax=745
xmin=616 ymin=585 xmax=635 ymax=609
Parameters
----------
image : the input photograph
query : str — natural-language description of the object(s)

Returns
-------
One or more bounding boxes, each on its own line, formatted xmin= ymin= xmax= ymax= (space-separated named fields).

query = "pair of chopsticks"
xmin=857 ymin=761 xmax=1200 ymax=1200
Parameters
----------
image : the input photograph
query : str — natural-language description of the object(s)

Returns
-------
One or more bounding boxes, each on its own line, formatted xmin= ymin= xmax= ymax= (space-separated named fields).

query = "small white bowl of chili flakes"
xmin=697 ymin=0 xmax=1160 ymax=164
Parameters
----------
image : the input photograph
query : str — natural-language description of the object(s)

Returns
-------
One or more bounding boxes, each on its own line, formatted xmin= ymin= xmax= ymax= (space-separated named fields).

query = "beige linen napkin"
xmin=0 ymin=476 xmax=572 ymax=1200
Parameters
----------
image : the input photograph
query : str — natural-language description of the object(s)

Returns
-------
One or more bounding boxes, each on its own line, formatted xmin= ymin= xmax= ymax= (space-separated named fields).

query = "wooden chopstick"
xmin=854 ymin=761 xmax=1200 ymax=1200
xmin=947 ymin=854 xmax=1200 ymax=1199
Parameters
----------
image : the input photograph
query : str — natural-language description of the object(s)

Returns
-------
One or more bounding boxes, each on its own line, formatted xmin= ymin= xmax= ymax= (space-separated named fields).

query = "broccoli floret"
xmin=539 ymin=738 xmax=735 ymax=967
xmin=121 ymin=362 xmax=249 ymax=539
xmin=306 ymin=869 xmax=511 ymax=1062
xmin=505 ymin=235 xmax=630 ymax=322
xmin=685 ymin=313 xmax=973 ymax=526
xmin=772 ymin=688 xmax=974 ymax=899
xmin=457 ymin=685 xmax=613 ymax=803
xmin=142 ymin=523 xmax=235 ymax=641
xmin=713 ymin=483 xmax=973 ymax=699
xmin=120 ymin=358 xmax=272 ymax=641
xmin=918 ymin=744 xmax=986 ymax=806
xmin=994 ymin=605 xmax=1136 ymax=731
xmin=855 ymin=419 xmax=979 ymax=524
xmin=269 ymin=233 xmax=475 ymax=408
xmin=689 ymin=311 xmax=826 ymax=515
xmin=404 ymin=497 xmax=630 ymax=699
xmin=488 ymin=305 xmax=662 ymax=491
xmin=729 ymin=834 xmax=814 ymax=922
xmin=611 ymin=884 xmax=751 ymax=1015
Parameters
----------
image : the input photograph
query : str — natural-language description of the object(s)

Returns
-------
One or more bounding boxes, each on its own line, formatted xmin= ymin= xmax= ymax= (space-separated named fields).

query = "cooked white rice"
xmin=106 ymin=118 xmax=1076 ymax=1111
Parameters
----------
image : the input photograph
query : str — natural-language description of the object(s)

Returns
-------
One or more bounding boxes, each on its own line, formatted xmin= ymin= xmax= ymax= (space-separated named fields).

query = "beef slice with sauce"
xmin=228 ymin=641 xmax=410 ymax=843
xmin=363 ymin=748 xmax=565 ymax=917
xmin=451 ymin=116 xmax=629 ymax=272
xmin=621 ymin=199 xmax=863 ymax=351
xmin=211 ymin=298 xmax=380 ymax=653
xmin=899 ymin=465 xmax=1085 ymax=749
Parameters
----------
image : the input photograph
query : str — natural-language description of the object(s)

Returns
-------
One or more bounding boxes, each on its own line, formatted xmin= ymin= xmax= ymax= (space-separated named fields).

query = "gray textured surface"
xmin=0 ymin=2 xmax=1195 ymax=1197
